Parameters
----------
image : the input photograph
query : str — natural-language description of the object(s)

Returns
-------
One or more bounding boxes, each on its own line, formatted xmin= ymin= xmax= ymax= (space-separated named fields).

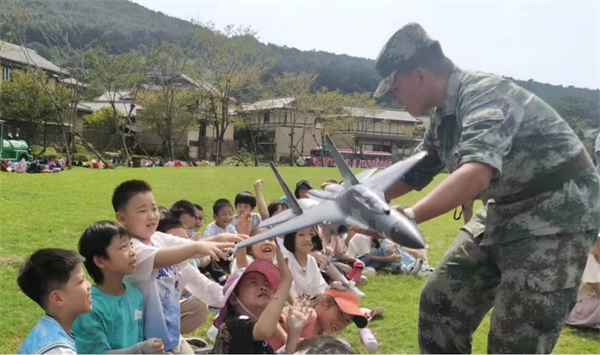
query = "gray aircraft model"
xmin=235 ymin=135 xmax=428 ymax=251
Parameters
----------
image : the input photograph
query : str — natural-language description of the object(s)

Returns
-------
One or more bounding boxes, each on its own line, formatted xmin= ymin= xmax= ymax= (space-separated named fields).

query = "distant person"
xmin=232 ymin=191 xmax=262 ymax=231
xmin=17 ymin=249 xmax=91 ymax=354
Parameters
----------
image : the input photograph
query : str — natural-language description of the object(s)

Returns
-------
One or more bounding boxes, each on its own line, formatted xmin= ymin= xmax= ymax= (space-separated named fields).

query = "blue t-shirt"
xmin=19 ymin=315 xmax=76 ymax=354
xmin=71 ymin=284 xmax=144 ymax=354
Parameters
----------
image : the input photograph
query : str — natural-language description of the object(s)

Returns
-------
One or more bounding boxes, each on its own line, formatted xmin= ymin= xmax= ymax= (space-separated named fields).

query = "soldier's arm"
xmin=410 ymin=95 xmax=513 ymax=224
xmin=386 ymin=123 xmax=444 ymax=201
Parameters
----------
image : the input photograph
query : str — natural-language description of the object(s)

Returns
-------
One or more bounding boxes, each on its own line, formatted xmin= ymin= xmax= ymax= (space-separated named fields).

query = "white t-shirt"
xmin=287 ymin=254 xmax=327 ymax=298
xmin=347 ymin=233 xmax=373 ymax=258
xmin=124 ymin=232 xmax=224 ymax=351
xmin=202 ymin=221 xmax=237 ymax=239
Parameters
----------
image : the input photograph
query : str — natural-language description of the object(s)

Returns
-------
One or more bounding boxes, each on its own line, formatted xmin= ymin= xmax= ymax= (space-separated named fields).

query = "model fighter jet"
xmin=235 ymin=135 xmax=428 ymax=251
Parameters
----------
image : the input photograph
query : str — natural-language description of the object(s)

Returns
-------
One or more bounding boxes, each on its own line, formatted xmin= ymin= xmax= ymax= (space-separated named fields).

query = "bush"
xmin=31 ymin=146 xmax=58 ymax=160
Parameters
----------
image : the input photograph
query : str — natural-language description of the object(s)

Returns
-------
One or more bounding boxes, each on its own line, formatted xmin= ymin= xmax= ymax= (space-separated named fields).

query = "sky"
xmin=132 ymin=1 xmax=600 ymax=90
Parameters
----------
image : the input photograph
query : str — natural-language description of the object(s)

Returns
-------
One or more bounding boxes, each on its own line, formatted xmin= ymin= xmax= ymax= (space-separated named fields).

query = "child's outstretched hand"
xmin=237 ymin=212 xmax=252 ymax=236
xmin=286 ymin=299 xmax=314 ymax=335
xmin=152 ymin=339 xmax=164 ymax=354
xmin=195 ymin=241 xmax=234 ymax=261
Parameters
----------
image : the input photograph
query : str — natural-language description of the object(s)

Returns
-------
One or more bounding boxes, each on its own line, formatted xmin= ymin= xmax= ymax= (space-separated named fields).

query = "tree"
xmin=136 ymin=44 xmax=203 ymax=160
xmin=88 ymin=47 xmax=146 ymax=162
xmin=0 ymin=69 xmax=69 ymax=144
xmin=193 ymin=23 xmax=271 ymax=163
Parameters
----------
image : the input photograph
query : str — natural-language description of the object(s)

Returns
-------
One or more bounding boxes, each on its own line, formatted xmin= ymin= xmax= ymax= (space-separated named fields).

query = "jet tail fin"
xmin=269 ymin=162 xmax=302 ymax=215
xmin=324 ymin=135 xmax=359 ymax=187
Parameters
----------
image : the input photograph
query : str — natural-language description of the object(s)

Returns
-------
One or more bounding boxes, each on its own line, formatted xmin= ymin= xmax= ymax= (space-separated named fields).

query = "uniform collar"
xmin=441 ymin=66 xmax=463 ymax=117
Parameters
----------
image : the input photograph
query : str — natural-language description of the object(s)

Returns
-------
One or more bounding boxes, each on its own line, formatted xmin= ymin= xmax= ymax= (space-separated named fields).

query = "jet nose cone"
xmin=389 ymin=219 xmax=426 ymax=249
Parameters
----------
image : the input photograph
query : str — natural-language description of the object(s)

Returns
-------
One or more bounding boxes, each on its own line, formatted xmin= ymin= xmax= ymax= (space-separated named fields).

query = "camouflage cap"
xmin=373 ymin=23 xmax=439 ymax=99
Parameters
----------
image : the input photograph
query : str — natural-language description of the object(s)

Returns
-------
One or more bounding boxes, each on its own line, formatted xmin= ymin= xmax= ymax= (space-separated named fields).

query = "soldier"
xmin=373 ymin=23 xmax=600 ymax=353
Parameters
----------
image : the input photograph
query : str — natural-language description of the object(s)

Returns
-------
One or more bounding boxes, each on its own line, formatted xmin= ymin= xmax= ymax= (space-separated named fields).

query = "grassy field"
xmin=1 ymin=167 xmax=598 ymax=354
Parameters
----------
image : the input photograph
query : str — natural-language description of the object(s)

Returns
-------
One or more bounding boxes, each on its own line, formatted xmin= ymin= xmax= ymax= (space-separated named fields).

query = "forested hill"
xmin=1 ymin=0 xmax=598 ymax=130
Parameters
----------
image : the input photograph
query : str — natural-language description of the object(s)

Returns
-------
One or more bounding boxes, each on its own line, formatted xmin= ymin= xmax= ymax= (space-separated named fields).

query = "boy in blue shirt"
xmin=18 ymin=248 xmax=92 ymax=354
xmin=72 ymin=221 xmax=164 ymax=354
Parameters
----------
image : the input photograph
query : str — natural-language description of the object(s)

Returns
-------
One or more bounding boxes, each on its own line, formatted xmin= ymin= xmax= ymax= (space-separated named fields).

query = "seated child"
xmin=283 ymin=228 xmax=329 ymax=299
xmin=203 ymin=199 xmax=237 ymax=238
xmin=158 ymin=206 xmax=170 ymax=220
xmin=232 ymin=191 xmax=262 ymax=231
xmin=112 ymin=180 xmax=239 ymax=354
xmin=169 ymin=200 xmax=199 ymax=237
xmin=294 ymin=335 xmax=355 ymax=354
xmin=72 ymin=221 xmax=164 ymax=354
xmin=213 ymin=248 xmax=310 ymax=354
xmin=192 ymin=204 xmax=205 ymax=235
xmin=269 ymin=284 xmax=367 ymax=351
xmin=18 ymin=249 xmax=91 ymax=354
xmin=347 ymin=232 xmax=424 ymax=276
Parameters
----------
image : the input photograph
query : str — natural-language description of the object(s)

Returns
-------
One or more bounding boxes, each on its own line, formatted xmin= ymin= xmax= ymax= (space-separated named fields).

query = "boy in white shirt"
xmin=112 ymin=180 xmax=241 ymax=354
xmin=203 ymin=199 xmax=237 ymax=238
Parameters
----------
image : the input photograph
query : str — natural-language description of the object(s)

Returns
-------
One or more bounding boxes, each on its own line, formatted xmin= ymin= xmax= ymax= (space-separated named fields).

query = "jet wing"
xmin=355 ymin=168 xmax=378 ymax=183
xmin=258 ymin=209 xmax=297 ymax=228
xmin=364 ymin=152 xmax=428 ymax=194
xmin=235 ymin=200 xmax=346 ymax=250
xmin=307 ymin=189 xmax=337 ymax=200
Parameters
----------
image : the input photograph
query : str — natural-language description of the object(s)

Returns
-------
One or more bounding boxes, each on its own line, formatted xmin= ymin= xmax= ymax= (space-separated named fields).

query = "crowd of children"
xmin=16 ymin=176 xmax=434 ymax=355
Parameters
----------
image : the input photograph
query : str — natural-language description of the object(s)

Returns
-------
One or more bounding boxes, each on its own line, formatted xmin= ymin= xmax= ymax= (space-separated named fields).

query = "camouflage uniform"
xmin=374 ymin=23 xmax=600 ymax=353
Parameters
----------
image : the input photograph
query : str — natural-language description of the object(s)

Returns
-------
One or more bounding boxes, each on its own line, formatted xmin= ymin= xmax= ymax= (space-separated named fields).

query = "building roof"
xmin=343 ymin=106 xmax=423 ymax=124
xmin=77 ymin=101 xmax=140 ymax=117
xmin=242 ymin=97 xmax=296 ymax=111
xmin=94 ymin=91 xmax=135 ymax=102
xmin=59 ymin=77 xmax=88 ymax=88
xmin=0 ymin=40 xmax=64 ymax=75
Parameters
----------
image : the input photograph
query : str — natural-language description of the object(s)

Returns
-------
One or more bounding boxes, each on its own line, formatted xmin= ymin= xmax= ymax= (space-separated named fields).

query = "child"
xmin=213 ymin=248 xmax=309 ymax=354
xmin=112 ymin=180 xmax=239 ymax=354
xmin=203 ymin=199 xmax=237 ymax=238
xmin=156 ymin=218 xmax=223 ymax=335
xmin=280 ymin=181 xmax=312 ymax=203
xmin=193 ymin=204 xmax=204 ymax=234
xmin=169 ymin=200 xmax=199 ymax=236
xmin=232 ymin=191 xmax=262 ymax=231
xmin=72 ymin=221 xmax=164 ymax=354
xmin=283 ymin=228 xmax=329 ymax=299
xmin=347 ymin=232 xmax=424 ymax=276
xmin=269 ymin=284 xmax=367 ymax=351
xmin=18 ymin=248 xmax=92 ymax=354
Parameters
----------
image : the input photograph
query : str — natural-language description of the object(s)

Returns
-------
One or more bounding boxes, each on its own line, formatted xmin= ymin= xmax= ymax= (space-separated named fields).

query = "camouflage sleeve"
xmin=401 ymin=125 xmax=445 ymax=191
xmin=455 ymin=95 xmax=521 ymax=181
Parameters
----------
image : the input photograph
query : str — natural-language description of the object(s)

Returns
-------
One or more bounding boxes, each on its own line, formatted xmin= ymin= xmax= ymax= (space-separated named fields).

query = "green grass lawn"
xmin=1 ymin=167 xmax=598 ymax=354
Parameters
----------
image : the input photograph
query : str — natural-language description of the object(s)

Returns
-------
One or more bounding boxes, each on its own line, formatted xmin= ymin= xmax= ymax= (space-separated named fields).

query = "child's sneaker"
xmin=207 ymin=325 xmax=219 ymax=343
xmin=347 ymin=262 xmax=364 ymax=285
xmin=360 ymin=275 xmax=368 ymax=285
xmin=417 ymin=265 xmax=435 ymax=277
xmin=363 ymin=267 xmax=377 ymax=276
xmin=408 ymin=259 xmax=424 ymax=275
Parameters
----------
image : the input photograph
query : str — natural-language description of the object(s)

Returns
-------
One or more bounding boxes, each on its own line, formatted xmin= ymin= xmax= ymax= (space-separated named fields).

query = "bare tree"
xmin=193 ymin=23 xmax=270 ymax=164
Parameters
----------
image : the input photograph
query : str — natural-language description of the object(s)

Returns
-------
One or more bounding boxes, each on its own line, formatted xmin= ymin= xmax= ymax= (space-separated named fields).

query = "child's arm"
xmin=154 ymin=241 xmax=232 ymax=270
xmin=254 ymin=179 xmax=270 ymax=220
xmin=366 ymin=253 xmax=401 ymax=264
xmin=181 ymin=263 xmax=225 ymax=308
xmin=252 ymin=246 xmax=294 ymax=340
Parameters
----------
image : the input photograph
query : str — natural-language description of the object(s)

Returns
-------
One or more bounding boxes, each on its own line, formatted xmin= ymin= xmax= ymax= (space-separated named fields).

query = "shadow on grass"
xmin=566 ymin=325 xmax=600 ymax=342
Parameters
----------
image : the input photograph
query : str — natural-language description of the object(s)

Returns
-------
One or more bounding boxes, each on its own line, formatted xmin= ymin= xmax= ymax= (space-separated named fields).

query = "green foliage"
xmin=83 ymin=106 xmax=122 ymax=130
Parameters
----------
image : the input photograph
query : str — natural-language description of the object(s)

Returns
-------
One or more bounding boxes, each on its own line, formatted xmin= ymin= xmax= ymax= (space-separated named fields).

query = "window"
xmin=263 ymin=112 xmax=270 ymax=124
xmin=2 ymin=66 xmax=11 ymax=82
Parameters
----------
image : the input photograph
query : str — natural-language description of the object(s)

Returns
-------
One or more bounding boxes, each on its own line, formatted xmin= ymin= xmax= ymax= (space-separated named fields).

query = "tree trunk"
xmin=289 ymin=126 xmax=295 ymax=167
xmin=249 ymin=127 xmax=259 ymax=167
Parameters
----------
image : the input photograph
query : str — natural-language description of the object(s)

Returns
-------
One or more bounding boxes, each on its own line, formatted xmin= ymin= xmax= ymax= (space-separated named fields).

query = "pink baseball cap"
xmin=213 ymin=259 xmax=281 ymax=328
